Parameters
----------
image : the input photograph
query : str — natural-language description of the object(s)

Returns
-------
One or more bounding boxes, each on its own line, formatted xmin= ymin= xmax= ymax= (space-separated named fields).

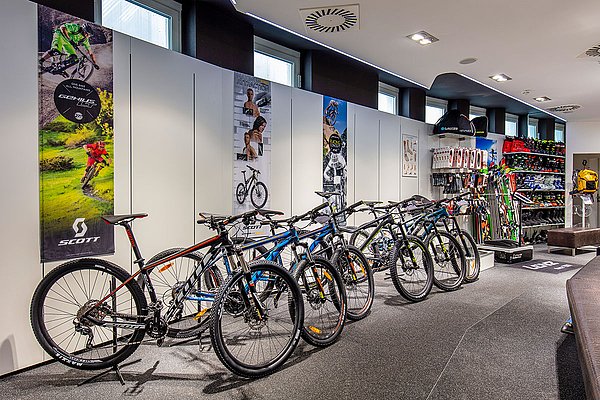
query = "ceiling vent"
xmin=300 ymin=4 xmax=359 ymax=33
xmin=546 ymin=104 xmax=582 ymax=113
xmin=577 ymin=44 xmax=600 ymax=59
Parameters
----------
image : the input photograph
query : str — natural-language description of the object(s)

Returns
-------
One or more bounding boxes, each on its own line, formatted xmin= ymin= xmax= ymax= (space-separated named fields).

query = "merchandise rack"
xmin=504 ymin=151 xmax=565 ymax=159
xmin=522 ymin=206 xmax=565 ymax=210
xmin=511 ymin=170 xmax=565 ymax=175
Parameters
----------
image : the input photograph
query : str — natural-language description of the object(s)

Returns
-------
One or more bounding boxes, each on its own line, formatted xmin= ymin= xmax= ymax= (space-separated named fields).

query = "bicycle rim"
xmin=390 ymin=237 xmax=433 ymax=302
xmin=332 ymin=246 xmax=374 ymax=320
xmin=427 ymin=231 xmax=466 ymax=291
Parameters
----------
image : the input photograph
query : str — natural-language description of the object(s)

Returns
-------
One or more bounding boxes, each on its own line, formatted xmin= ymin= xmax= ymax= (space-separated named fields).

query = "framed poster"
xmin=323 ymin=96 xmax=347 ymax=223
xmin=402 ymin=134 xmax=418 ymax=177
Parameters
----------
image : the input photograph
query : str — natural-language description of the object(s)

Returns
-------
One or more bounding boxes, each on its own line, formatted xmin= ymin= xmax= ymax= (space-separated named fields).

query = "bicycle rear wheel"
xmin=456 ymin=230 xmax=480 ymax=283
xmin=146 ymin=248 xmax=223 ymax=338
xmin=293 ymin=257 xmax=346 ymax=347
xmin=426 ymin=231 xmax=466 ymax=291
xmin=210 ymin=261 xmax=303 ymax=378
xmin=331 ymin=246 xmax=374 ymax=320
xmin=30 ymin=259 xmax=147 ymax=370
xmin=389 ymin=236 xmax=433 ymax=302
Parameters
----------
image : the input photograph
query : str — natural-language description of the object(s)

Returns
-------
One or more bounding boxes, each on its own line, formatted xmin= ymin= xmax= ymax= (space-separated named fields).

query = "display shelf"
xmin=504 ymin=151 xmax=566 ymax=159
xmin=522 ymin=206 xmax=565 ymax=210
xmin=511 ymin=170 xmax=565 ymax=175
xmin=522 ymin=222 xmax=564 ymax=229
xmin=515 ymin=188 xmax=565 ymax=192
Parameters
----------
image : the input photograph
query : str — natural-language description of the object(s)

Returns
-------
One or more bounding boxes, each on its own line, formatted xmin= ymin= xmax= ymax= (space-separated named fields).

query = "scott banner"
xmin=233 ymin=73 xmax=272 ymax=214
xmin=38 ymin=5 xmax=115 ymax=262
xmin=322 ymin=96 xmax=348 ymax=221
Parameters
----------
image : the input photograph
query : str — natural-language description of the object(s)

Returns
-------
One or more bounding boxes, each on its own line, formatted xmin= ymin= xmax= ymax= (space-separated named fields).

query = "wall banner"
xmin=233 ymin=73 xmax=271 ymax=217
xmin=322 ymin=96 xmax=348 ymax=221
xmin=402 ymin=134 xmax=418 ymax=177
xmin=38 ymin=5 xmax=114 ymax=262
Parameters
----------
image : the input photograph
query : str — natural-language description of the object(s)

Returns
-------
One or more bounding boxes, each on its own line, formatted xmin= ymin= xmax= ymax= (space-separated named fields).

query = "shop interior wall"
xmin=0 ymin=0 xmax=430 ymax=374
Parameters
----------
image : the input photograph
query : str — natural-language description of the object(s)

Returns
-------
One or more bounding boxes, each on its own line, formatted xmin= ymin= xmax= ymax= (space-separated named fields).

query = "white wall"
xmin=0 ymin=0 xmax=430 ymax=374
xmin=566 ymin=120 xmax=600 ymax=226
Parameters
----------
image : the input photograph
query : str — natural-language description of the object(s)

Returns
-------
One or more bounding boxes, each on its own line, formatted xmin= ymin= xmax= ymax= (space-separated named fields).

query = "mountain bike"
xmin=236 ymin=165 xmax=268 ymax=209
xmin=81 ymin=160 xmax=107 ymax=189
xmin=39 ymin=43 xmax=97 ymax=81
xmin=30 ymin=210 xmax=304 ymax=378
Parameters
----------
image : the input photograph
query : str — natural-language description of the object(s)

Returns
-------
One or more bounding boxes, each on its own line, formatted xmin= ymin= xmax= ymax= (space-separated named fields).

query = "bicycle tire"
xmin=250 ymin=181 xmax=268 ymax=209
xmin=350 ymin=228 xmax=392 ymax=272
xmin=235 ymin=183 xmax=246 ymax=204
xmin=81 ymin=166 xmax=95 ymax=188
xmin=331 ymin=245 xmax=374 ymax=320
xmin=389 ymin=236 xmax=434 ymax=302
xmin=30 ymin=258 xmax=147 ymax=370
xmin=210 ymin=261 xmax=303 ymax=378
xmin=145 ymin=248 xmax=223 ymax=338
xmin=71 ymin=59 xmax=93 ymax=81
xmin=426 ymin=231 xmax=466 ymax=291
xmin=457 ymin=230 xmax=480 ymax=283
xmin=293 ymin=257 xmax=346 ymax=347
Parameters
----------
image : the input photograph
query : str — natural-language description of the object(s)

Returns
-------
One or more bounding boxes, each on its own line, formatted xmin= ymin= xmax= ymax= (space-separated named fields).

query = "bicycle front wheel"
xmin=210 ymin=261 xmax=303 ymax=378
xmin=389 ymin=236 xmax=433 ymax=302
xmin=457 ymin=230 xmax=480 ymax=283
xmin=250 ymin=182 xmax=268 ymax=209
xmin=30 ymin=259 xmax=147 ymax=370
xmin=294 ymin=257 xmax=346 ymax=347
xmin=331 ymin=246 xmax=374 ymax=320
xmin=426 ymin=231 xmax=466 ymax=291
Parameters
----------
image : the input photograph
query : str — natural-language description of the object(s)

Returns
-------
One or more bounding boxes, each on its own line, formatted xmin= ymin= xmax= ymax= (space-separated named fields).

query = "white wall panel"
xmin=379 ymin=112 xmax=401 ymax=202
xmin=130 ymin=39 xmax=196 ymax=256
xmin=0 ymin=0 xmax=44 ymax=373
xmin=270 ymin=83 xmax=293 ymax=215
xmin=354 ymin=105 xmax=380 ymax=225
xmin=291 ymin=89 xmax=322 ymax=214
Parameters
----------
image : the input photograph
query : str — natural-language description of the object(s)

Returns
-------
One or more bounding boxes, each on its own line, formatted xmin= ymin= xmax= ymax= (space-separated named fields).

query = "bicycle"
xmin=39 ymin=43 xmax=97 ymax=81
xmin=30 ymin=210 xmax=304 ymax=378
xmin=351 ymin=200 xmax=434 ymax=302
xmin=397 ymin=197 xmax=467 ymax=292
xmin=81 ymin=160 xmax=107 ymax=189
xmin=236 ymin=165 xmax=268 ymax=209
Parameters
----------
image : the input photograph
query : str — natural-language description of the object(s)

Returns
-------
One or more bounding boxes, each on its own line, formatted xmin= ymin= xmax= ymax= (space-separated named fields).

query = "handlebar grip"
xmin=312 ymin=202 xmax=329 ymax=213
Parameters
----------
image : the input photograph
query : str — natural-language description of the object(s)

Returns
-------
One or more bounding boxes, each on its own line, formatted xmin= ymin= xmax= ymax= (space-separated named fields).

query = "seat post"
xmin=121 ymin=221 xmax=145 ymax=267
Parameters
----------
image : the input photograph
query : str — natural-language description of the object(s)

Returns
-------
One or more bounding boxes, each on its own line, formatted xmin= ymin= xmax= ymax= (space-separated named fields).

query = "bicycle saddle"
xmin=101 ymin=213 xmax=148 ymax=225
xmin=257 ymin=209 xmax=284 ymax=218
xmin=315 ymin=191 xmax=341 ymax=198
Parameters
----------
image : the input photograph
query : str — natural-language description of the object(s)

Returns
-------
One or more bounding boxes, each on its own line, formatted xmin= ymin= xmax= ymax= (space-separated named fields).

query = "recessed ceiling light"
xmin=407 ymin=31 xmax=438 ymax=46
xmin=459 ymin=58 xmax=477 ymax=65
xmin=489 ymin=74 xmax=512 ymax=82
xmin=534 ymin=96 xmax=551 ymax=102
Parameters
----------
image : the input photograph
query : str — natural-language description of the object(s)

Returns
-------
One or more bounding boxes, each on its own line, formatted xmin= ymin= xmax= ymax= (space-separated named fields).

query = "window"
xmin=98 ymin=0 xmax=181 ymax=51
xmin=528 ymin=117 xmax=538 ymax=139
xmin=555 ymin=123 xmax=565 ymax=143
xmin=425 ymin=97 xmax=447 ymax=125
xmin=254 ymin=37 xmax=300 ymax=87
xmin=505 ymin=113 xmax=518 ymax=137
xmin=378 ymin=82 xmax=399 ymax=114
xmin=469 ymin=105 xmax=486 ymax=121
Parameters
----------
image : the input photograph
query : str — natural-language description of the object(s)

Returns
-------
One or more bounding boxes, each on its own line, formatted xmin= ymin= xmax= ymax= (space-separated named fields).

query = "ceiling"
xmin=233 ymin=0 xmax=600 ymax=122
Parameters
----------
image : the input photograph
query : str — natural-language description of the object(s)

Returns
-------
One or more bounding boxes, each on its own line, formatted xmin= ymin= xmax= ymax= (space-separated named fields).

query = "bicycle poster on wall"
xmin=233 ymin=73 xmax=272 ymax=223
xmin=402 ymin=134 xmax=418 ymax=177
xmin=38 ymin=5 xmax=115 ymax=262
xmin=323 ymin=96 xmax=348 ymax=224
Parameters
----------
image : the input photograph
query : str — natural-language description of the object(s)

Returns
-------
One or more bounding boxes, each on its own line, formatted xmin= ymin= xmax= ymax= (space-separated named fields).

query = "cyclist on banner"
xmin=81 ymin=141 xmax=111 ymax=183
xmin=40 ymin=22 xmax=100 ymax=73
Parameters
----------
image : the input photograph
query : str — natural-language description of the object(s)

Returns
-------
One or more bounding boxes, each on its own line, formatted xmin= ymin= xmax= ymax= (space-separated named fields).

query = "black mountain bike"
xmin=81 ymin=160 xmax=107 ymax=189
xmin=236 ymin=165 xmax=268 ymax=209
xmin=30 ymin=210 xmax=304 ymax=378
xmin=39 ymin=43 xmax=97 ymax=81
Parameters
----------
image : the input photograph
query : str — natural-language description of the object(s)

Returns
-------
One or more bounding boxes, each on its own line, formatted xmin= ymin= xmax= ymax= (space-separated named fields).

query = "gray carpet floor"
xmin=1 ymin=245 xmax=595 ymax=400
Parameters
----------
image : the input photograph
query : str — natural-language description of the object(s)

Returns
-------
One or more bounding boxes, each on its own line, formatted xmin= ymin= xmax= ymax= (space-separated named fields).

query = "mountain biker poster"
xmin=323 ymin=96 xmax=348 ymax=224
xmin=38 ymin=5 xmax=115 ymax=262
xmin=233 ymin=73 xmax=271 ymax=218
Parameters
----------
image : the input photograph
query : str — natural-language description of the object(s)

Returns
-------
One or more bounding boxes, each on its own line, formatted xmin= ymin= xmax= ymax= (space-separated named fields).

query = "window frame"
xmin=505 ymin=113 xmax=519 ymax=137
xmin=528 ymin=117 xmax=539 ymax=139
xmin=469 ymin=105 xmax=486 ymax=121
xmin=425 ymin=97 xmax=448 ymax=125
xmin=555 ymin=123 xmax=566 ymax=143
xmin=378 ymin=82 xmax=399 ymax=115
xmin=95 ymin=0 xmax=182 ymax=51
xmin=254 ymin=36 xmax=301 ymax=88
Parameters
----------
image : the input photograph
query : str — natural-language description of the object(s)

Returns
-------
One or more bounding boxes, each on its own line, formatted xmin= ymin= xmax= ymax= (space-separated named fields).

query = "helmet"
xmin=80 ymin=23 xmax=92 ymax=35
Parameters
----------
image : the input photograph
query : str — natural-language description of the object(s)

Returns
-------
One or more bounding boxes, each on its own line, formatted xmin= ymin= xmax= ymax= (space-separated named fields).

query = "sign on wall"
xmin=476 ymin=137 xmax=499 ymax=167
xmin=38 ymin=5 xmax=115 ymax=262
xmin=233 ymin=73 xmax=271 ymax=214
xmin=402 ymin=134 xmax=418 ymax=177
xmin=322 ymin=96 xmax=348 ymax=219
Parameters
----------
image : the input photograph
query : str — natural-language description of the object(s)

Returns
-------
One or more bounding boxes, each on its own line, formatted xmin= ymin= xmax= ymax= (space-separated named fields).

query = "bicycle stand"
xmin=77 ymin=358 xmax=142 ymax=386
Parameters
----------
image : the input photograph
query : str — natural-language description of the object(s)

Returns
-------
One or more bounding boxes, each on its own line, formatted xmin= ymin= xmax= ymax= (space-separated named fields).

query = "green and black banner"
xmin=38 ymin=5 xmax=115 ymax=262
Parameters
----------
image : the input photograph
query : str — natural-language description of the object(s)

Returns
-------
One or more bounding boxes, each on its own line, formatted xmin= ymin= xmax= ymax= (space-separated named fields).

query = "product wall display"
xmin=233 ymin=73 xmax=271 ymax=213
xmin=38 ymin=5 xmax=114 ymax=262
xmin=322 ymin=96 xmax=348 ymax=217
xmin=431 ymin=147 xmax=486 ymax=171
